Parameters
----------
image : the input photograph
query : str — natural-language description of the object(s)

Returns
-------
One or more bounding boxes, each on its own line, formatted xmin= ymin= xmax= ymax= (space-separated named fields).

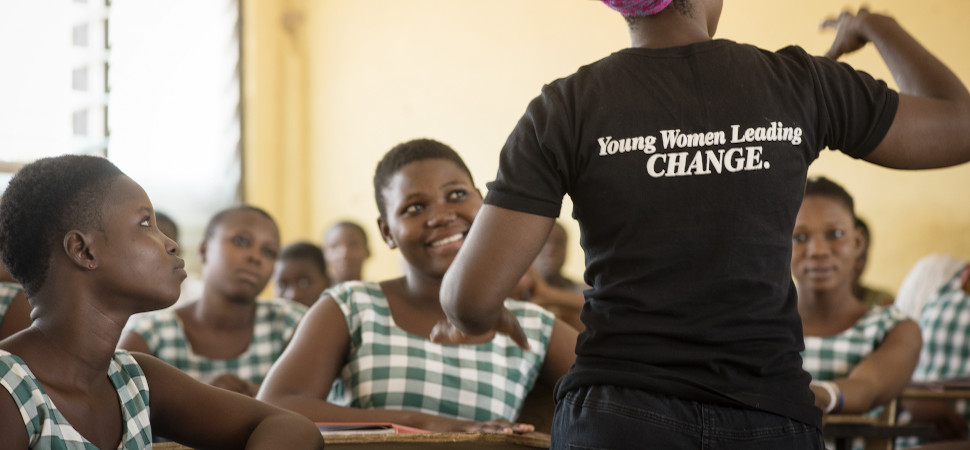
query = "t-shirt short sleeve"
xmin=798 ymin=47 xmax=898 ymax=159
xmin=485 ymin=85 xmax=574 ymax=218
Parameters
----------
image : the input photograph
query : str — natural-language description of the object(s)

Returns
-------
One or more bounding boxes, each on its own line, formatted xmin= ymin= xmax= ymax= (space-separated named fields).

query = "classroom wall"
xmin=243 ymin=0 xmax=970 ymax=294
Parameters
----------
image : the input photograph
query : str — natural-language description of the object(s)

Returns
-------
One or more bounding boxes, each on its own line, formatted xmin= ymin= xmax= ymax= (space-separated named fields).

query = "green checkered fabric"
xmin=802 ymin=305 xmax=908 ymax=450
xmin=913 ymin=269 xmax=970 ymax=382
xmin=901 ymin=268 xmax=970 ymax=447
xmin=124 ymin=298 xmax=306 ymax=384
xmin=0 ymin=349 xmax=152 ymax=449
xmin=0 ymin=282 xmax=24 ymax=325
xmin=325 ymin=281 xmax=555 ymax=422
xmin=801 ymin=305 xmax=909 ymax=381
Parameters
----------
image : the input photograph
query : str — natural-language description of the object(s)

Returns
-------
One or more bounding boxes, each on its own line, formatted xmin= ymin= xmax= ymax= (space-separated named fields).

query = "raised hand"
xmin=820 ymin=7 xmax=873 ymax=60
xmin=430 ymin=305 xmax=531 ymax=351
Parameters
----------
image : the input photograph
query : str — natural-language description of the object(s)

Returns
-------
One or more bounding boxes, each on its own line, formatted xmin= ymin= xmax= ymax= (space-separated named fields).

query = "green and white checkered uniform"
xmin=124 ymin=298 xmax=306 ymax=384
xmin=0 ymin=282 xmax=24 ymax=327
xmin=801 ymin=305 xmax=909 ymax=382
xmin=802 ymin=305 xmax=908 ymax=450
xmin=0 ymin=349 xmax=152 ymax=449
xmin=325 ymin=281 xmax=555 ymax=422
xmin=898 ymin=268 xmax=970 ymax=447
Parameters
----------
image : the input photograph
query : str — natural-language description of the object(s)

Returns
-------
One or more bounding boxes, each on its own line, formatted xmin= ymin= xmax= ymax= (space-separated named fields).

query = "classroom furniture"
xmin=153 ymin=432 xmax=551 ymax=450
xmin=822 ymin=398 xmax=937 ymax=450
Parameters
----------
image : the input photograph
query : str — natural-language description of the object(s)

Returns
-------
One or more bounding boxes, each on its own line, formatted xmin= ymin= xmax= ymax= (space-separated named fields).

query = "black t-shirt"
xmin=484 ymin=40 xmax=898 ymax=428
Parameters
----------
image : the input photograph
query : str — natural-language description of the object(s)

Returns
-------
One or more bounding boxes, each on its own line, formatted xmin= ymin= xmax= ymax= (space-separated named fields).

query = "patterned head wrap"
xmin=601 ymin=0 xmax=673 ymax=16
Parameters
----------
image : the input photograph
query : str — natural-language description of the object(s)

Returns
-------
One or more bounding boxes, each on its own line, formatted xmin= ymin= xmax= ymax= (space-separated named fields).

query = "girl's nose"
xmin=806 ymin=236 xmax=829 ymax=257
xmin=427 ymin=206 xmax=457 ymax=226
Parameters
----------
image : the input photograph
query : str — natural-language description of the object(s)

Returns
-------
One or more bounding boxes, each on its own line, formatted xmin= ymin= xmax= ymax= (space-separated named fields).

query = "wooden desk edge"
xmin=323 ymin=431 xmax=551 ymax=447
xmin=903 ymin=387 xmax=970 ymax=399
xmin=151 ymin=432 xmax=552 ymax=449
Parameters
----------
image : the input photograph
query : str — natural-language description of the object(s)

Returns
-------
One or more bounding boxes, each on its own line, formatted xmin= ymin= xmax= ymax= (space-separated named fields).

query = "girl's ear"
xmin=853 ymin=224 xmax=867 ymax=257
xmin=63 ymin=229 xmax=96 ymax=270
xmin=377 ymin=217 xmax=396 ymax=249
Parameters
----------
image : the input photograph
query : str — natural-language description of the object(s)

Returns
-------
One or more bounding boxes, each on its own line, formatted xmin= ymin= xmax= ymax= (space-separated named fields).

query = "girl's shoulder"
xmin=324 ymin=280 xmax=387 ymax=307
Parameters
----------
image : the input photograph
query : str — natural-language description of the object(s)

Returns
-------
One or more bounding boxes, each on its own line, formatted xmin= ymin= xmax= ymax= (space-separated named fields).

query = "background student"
xmin=119 ymin=205 xmax=307 ymax=397
xmin=275 ymin=241 xmax=330 ymax=308
xmin=0 ymin=262 xmax=30 ymax=340
xmin=322 ymin=220 xmax=371 ymax=286
xmin=793 ymin=177 xmax=920 ymax=416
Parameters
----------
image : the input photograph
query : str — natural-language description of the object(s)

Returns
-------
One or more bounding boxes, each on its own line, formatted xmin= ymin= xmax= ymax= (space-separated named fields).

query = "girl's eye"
xmin=792 ymin=233 xmax=808 ymax=244
xmin=262 ymin=247 xmax=278 ymax=260
xmin=826 ymin=229 xmax=845 ymax=240
xmin=447 ymin=189 xmax=468 ymax=201
xmin=231 ymin=236 xmax=251 ymax=247
xmin=402 ymin=203 xmax=424 ymax=216
xmin=140 ymin=217 xmax=151 ymax=227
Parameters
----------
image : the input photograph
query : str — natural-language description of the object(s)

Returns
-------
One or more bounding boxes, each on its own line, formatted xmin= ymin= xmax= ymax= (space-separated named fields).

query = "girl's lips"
xmin=174 ymin=259 xmax=187 ymax=279
xmin=236 ymin=270 xmax=262 ymax=285
xmin=804 ymin=266 xmax=838 ymax=279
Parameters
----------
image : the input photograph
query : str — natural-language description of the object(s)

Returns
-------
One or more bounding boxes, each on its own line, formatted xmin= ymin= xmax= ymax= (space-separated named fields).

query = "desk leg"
xmin=835 ymin=436 xmax=850 ymax=450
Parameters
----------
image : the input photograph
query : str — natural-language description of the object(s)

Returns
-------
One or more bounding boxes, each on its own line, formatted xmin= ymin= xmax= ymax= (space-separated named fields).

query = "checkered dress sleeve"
xmin=801 ymin=305 xmax=909 ymax=381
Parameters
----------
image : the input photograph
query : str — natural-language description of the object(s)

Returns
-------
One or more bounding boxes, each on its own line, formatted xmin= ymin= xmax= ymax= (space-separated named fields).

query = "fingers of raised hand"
xmin=497 ymin=308 xmax=531 ymax=351
xmin=429 ymin=320 xmax=464 ymax=345
xmin=430 ymin=320 xmax=496 ymax=346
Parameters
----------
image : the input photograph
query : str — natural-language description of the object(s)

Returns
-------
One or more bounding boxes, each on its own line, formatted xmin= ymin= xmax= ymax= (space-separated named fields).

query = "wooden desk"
xmin=822 ymin=399 xmax=936 ymax=450
xmin=904 ymin=387 xmax=970 ymax=400
xmin=153 ymin=432 xmax=551 ymax=450
xmin=823 ymin=416 xmax=936 ymax=450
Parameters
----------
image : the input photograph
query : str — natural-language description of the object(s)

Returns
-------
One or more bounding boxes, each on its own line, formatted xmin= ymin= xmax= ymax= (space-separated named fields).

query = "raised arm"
xmin=440 ymin=206 xmax=555 ymax=337
xmin=132 ymin=352 xmax=324 ymax=449
xmin=0 ymin=378 xmax=28 ymax=449
xmin=823 ymin=9 xmax=970 ymax=169
xmin=810 ymin=319 xmax=921 ymax=414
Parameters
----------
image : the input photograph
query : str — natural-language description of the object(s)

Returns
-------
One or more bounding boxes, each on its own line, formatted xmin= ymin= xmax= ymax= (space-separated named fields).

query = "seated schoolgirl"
xmin=119 ymin=205 xmax=307 ymax=397
xmin=258 ymin=138 xmax=578 ymax=433
xmin=274 ymin=241 xmax=330 ymax=308
xmin=793 ymin=177 xmax=921 ymax=415
xmin=901 ymin=263 xmax=970 ymax=446
xmin=321 ymin=220 xmax=371 ymax=286
xmin=0 ymin=155 xmax=323 ymax=448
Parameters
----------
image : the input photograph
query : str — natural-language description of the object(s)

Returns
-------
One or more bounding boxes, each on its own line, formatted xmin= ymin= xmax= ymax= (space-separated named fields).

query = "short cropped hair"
xmin=804 ymin=176 xmax=855 ymax=217
xmin=372 ymin=138 xmax=475 ymax=218
xmin=326 ymin=221 xmax=369 ymax=248
xmin=0 ymin=155 xmax=124 ymax=296
xmin=279 ymin=241 xmax=327 ymax=276
xmin=201 ymin=205 xmax=278 ymax=244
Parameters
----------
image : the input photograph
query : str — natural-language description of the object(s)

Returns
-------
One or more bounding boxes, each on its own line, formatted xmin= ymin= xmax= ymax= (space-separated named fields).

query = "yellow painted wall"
xmin=244 ymin=0 xmax=970 ymax=294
